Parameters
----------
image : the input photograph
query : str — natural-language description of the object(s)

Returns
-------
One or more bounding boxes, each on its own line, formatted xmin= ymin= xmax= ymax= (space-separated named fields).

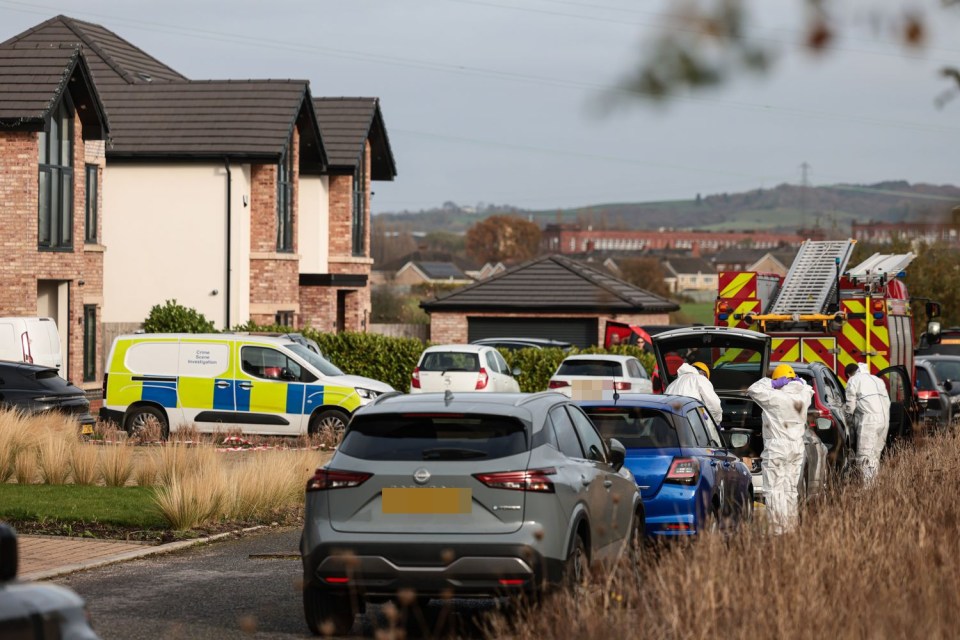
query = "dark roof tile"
xmin=313 ymin=97 xmax=396 ymax=180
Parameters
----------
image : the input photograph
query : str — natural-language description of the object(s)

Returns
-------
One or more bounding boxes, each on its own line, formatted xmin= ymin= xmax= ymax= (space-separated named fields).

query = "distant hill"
xmin=374 ymin=181 xmax=960 ymax=234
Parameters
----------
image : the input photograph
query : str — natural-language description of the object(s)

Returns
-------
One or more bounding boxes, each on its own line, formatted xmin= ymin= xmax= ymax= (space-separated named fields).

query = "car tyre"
xmin=123 ymin=405 xmax=168 ymax=440
xmin=303 ymin=587 xmax=354 ymax=636
xmin=563 ymin=534 xmax=589 ymax=589
xmin=310 ymin=409 xmax=349 ymax=439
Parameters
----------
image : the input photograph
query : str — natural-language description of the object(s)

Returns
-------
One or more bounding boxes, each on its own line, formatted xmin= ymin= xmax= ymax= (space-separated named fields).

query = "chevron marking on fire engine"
xmin=720 ymin=272 xmax=757 ymax=299
xmin=772 ymin=338 xmax=800 ymax=363
xmin=729 ymin=299 xmax=760 ymax=329
xmin=802 ymin=338 xmax=836 ymax=369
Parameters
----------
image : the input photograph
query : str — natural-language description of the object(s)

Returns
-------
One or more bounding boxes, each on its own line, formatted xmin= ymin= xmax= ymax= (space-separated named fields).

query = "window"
xmin=419 ymin=351 xmax=479 ymax=372
xmin=686 ymin=409 xmax=719 ymax=448
xmin=275 ymin=310 xmax=294 ymax=327
xmin=38 ymin=94 xmax=74 ymax=250
xmin=276 ymin=135 xmax=294 ymax=252
xmin=84 ymin=164 xmax=97 ymax=243
xmin=627 ymin=359 xmax=648 ymax=379
xmin=493 ymin=350 xmax=510 ymax=375
xmin=549 ymin=406 xmax=584 ymax=458
xmin=697 ymin=407 xmax=724 ymax=447
xmin=568 ymin=406 xmax=608 ymax=463
xmin=351 ymin=149 xmax=366 ymax=256
xmin=82 ymin=305 xmax=96 ymax=382
xmin=240 ymin=346 xmax=302 ymax=381
xmin=583 ymin=407 xmax=679 ymax=449
xmin=484 ymin=351 xmax=500 ymax=373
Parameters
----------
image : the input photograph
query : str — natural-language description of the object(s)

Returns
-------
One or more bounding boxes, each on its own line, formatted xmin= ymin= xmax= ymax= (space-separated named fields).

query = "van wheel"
xmin=310 ymin=409 xmax=349 ymax=439
xmin=124 ymin=406 xmax=168 ymax=440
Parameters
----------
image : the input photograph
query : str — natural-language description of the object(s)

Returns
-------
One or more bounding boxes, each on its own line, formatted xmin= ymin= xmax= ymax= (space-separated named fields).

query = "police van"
xmin=100 ymin=333 xmax=394 ymax=438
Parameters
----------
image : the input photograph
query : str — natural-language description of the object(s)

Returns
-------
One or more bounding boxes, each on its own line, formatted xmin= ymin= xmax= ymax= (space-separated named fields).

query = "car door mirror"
xmin=511 ymin=367 xmax=522 ymax=377
xmin=943 ymin=380 xmax=953 ymax=393
xmin=280 ymin=368 xmax=298 ymax=382
xmin=0 ymin=523 xmax=17 ymax=582
xmin=816 ymin=417 xmax=832 ymax=431
xmin=607 ymin=438 xmax=626 ymax=471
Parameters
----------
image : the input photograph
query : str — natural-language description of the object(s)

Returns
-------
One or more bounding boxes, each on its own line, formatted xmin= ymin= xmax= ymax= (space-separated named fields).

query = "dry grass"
xmin=153 ymin=463 xmax=227 ymax=530
xmin=70 ymin=445 xmax=100 ymax=486
xmin=13 ymin=449 xmax=38 ymax=485
xmin=224 ymin=449 xmax=319 ymax=521
xmin=99 ymin=444 xmax=134 ymax=488
xmin=133 ymin=451 xmax=159 ymax=487
xmin=37 ymin=432 xmax=75 ymax=485
xmin=0 ymin=411 xmax=34 ymax=482
xmin=485 ymin=431 xmax=960 ymax=640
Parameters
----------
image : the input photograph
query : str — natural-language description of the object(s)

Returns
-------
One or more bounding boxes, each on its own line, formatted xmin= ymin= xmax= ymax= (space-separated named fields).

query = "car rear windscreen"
xmin=419 ymin=352 xmax=480 ymax=372
xmin=582 ymin=407 xmax=679 ymax=448
xmin=340 ymin=414 xmax=528 ymax=461
xmin=557 ymin=360 xmax=623 ymax=377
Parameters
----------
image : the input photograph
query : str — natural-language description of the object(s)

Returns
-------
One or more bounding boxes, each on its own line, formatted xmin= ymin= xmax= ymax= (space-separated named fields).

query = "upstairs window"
xmin=351 ymin=150 xmax=366 ymax=256
xmin=38 ymin=95 xmax=74 ymax=250
xmin=84 ymin=164 xmax=98 ymax=243
xmin=276 ymin=134 xmax=294 ymax=252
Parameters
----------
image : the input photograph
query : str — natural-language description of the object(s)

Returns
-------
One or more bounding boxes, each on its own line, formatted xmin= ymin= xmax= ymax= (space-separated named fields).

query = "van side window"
xmin=241 ymin=346 xmax=303 ymax=381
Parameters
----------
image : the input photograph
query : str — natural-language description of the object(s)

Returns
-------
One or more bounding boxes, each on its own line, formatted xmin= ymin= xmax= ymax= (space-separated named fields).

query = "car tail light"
xmin=411 ymin=366 xmax=421 ymax=389
xmin=918 ymin=390 xmax=940 ymax=401
xmin=323 ymin=576 xmax=350 ymax=584
xmin=20 ymin=332 xmax=32 ymax=364
xmin=498 ymin=578 xmax=526 ymax=586
xmin=809 ymin=393 xmax=832 ymax=426
xmin=614 ymin=381 xmax=631 ymax=391
xmin=306 ymin=468 xmax=371 ymax=492
xmin=548 ymin=380 xmax=569 ymax=389
xmin=664 ymin=457 xmax=700 ymax=486
xmin=476 ymin=368 xmax=489 ymax=390
xmin=474 ymin=468 xmax=556 ymax=493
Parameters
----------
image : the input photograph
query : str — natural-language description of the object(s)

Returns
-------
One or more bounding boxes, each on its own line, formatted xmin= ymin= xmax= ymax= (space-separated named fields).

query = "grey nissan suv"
xmin=300 ymin=391 xmax=643 ymax=636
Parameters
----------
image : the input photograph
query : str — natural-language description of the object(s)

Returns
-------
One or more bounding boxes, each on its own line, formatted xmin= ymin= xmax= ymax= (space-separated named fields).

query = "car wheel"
xmin=310 ymin=409 xmax=349 ymax=438
xmin=303 ymin=587 xmax=355 ymax=636
xmin=563 ymin=534 xmax=589 ymax=588
xmin=123 ymin=406 xmax=168 ymax=440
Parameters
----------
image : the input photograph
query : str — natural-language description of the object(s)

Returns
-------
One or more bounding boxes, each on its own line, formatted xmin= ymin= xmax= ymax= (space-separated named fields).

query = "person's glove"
xmin=771 ymin=377 xmax=791 ymax=390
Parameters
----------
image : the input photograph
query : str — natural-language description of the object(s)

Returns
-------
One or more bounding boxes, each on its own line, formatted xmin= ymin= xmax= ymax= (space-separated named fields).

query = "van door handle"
xmin=215 ymin=381 xmax=230 ymax=389
xmin=581 ymin=475 xmax=592 ymax=487
xmin=238 ymin=382 xmax=253 ymax=390
xmin=603 ymin=479 xmax=613 ymax=489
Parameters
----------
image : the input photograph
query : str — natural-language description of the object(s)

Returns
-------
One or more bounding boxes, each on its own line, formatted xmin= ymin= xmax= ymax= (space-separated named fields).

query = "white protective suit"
xmin=844 ymin=363 xmax=891 ymax=483
xmin=747 ymin=377 xmax=814 ymax=534
xmin=665 ymin=363 xmax=723 ymax=426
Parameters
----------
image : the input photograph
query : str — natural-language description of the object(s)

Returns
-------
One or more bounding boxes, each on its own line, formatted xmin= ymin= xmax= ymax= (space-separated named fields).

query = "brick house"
xmin=3 ymin=17 xmax=396 ymax=368
xmin=421 ymin=254 xmax=679 ymax=347
xmin=0 ymin=44 xmax=108 ymax=388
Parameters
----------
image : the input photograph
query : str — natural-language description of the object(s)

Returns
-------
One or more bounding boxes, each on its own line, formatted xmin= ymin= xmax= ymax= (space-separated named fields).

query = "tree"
xmin=617 ymin=257 xmax=672 ymax=298
xmin=143 ymin=299 xmax=215 ymax=333
xmin=465 ymin=215 xmax=541 ymax=264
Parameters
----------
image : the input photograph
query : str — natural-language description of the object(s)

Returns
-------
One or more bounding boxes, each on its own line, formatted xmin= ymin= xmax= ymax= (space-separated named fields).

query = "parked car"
xmin=100 ymin=334 xmax=393 ymax=438
xmin=578 ymin=394 xmax=753 ymax=537
xmin=915 ymin=356 xmax=960 ymax=429
xmin=0 ymin=523 xmax=101 ymax=639
xmin=0 ymin=316 xmax=63 ymax=377
xmin=0 ymin=361 xmax=95 ymax=431
xmin=650 ymin=326 xmax=829 ymax=502
xmin=770 ymin=361 xmax=854 ymax=477
xmin=410 ymin=344 xmax=520 ymax=393
xmin=300 ymin=391 xmax=643 ymax=635
xmin=470 ymin=337 xmax=572 ymax=351
xmin=547 ymin=354 xmax=652 ymax=398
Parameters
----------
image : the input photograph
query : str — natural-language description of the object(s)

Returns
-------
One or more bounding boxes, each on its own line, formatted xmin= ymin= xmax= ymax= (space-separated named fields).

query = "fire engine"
xmin=714 ymin=239 xmax=939 ymax=439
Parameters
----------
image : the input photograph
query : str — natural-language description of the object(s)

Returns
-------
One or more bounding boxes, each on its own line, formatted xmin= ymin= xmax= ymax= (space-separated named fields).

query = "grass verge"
xmin=0 ymin=484 xmax=165 ymax=529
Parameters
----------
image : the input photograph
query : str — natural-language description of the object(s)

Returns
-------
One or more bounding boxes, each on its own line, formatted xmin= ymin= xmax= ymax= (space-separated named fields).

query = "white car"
xmin=410 ymin=344 xmax=521 ymax=393
xmin=547 ymin=354 xmax=653 ymax=398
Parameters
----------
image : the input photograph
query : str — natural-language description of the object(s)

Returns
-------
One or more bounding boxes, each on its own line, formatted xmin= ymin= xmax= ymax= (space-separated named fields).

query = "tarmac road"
xmin=56 ymin=526 xmax=499 ymax=639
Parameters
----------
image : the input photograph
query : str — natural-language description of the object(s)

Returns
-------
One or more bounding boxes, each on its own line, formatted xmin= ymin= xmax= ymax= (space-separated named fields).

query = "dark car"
xmin=0 ymin=361 xmax=95 ymax=429
xmin=651 ymin=327 xmax=830 ymax=502
xmin=470 ymin=337 xmax=573 ymax=351
xmin=300 ymin=391 xmax=642 ymax=635
xmin=578 ymin=394 xmax=753 ymax=537
xmin=915 ymin=356 xmax=960 ymax=430
xmin=0 ymin=523 xmax=101 ymax=639
xmin=770 ymin=361 xmax=854 ymax=477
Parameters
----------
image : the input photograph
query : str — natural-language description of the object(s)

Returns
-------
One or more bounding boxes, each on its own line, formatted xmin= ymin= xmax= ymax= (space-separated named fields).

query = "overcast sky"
xmin=2 ymin=0 xmax=957 ymax=213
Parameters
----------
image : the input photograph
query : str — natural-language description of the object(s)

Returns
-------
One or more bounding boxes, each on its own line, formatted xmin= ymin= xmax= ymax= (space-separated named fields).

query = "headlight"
xmin=355 ymin=387 xmax=381 ymax=400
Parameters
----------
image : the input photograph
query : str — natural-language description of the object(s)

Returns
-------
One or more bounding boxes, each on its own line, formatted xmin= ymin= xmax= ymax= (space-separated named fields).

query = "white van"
xmin=100 ymin=333 xmax=395 ymax=438
xmin=0 ymin=317 xmax=63 ymax=377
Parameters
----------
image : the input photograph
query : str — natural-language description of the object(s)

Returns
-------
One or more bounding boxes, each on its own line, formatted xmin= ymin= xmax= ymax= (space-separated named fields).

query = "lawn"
xmin=0 ymin=484 xmax=165 ymax=530
xmin=676 ymin=302 xmax=716 ymax=325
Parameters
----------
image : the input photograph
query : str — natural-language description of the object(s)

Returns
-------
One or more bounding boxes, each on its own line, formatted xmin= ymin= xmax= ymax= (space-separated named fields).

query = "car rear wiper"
xmin=421 ymin=448 xmax=488 ymax=460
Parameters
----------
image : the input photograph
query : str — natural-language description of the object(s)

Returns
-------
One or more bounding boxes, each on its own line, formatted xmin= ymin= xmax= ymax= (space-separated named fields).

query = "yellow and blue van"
xmin=100 ymin=334 xmax=394 ymax=438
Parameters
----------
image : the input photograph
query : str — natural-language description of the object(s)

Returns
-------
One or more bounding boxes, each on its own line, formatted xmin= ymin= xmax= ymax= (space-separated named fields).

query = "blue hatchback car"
xmin=578 ymin=395 xmax=753 ymax=537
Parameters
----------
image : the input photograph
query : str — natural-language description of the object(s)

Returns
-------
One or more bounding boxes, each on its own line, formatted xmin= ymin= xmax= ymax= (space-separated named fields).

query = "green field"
xmin=676 ymin=302 xmax=716 ymax=325
xmin=0 ymin=484 xmax=164 ymax=529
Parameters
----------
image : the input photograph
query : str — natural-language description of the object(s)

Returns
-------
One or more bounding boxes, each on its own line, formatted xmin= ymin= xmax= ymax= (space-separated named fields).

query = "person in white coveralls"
xmin=664 ymin=361 xmax=723 ymax=426
xmin=844 ymin=362 xmax=891 ymax=484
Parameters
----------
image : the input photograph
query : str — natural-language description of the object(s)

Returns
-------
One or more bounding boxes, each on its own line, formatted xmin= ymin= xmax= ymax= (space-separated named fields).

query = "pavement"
xmin=17 ymin=527 xmax=265 ymax=582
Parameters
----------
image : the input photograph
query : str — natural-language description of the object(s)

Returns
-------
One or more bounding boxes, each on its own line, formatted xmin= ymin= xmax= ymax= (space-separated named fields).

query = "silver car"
xmin=300 ymin=391 xmax=643 ymax=636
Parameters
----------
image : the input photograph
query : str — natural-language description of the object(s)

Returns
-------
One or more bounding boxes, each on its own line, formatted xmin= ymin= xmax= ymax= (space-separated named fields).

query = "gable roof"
xmin=411 ymin=262 xmax=469 ymax=280
xmin=378 ymin=250 xmax=478 ymax=273
xmin=662 ymin=257 xmax=716 ymax=276
xmin=313 ymin=97 xmax=396 ymax=180
xmin=0 ymin=44 xmax=108 ymax=138
xmin=105 ymin=80 xmax=326 ymax=168
xmin=421 ymin=254 xmax=679 ymax=313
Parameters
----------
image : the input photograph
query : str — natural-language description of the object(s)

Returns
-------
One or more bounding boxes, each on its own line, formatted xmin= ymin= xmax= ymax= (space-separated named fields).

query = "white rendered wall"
xmin=298 ymin=174 xmax=329 ymax=274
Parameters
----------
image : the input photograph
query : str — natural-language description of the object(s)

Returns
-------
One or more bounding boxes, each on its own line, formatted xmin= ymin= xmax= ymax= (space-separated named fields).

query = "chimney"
xmin=691 ymin=241 xmax=701 ymax=258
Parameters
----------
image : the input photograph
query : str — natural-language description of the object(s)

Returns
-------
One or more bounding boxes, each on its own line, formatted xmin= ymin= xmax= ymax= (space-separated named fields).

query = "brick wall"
xmin=0 ymin=110 xmax=104 ymax=386
xmin=249 ymin=128 xmax=300 ymax=325
xmin=427 ymin=311 xmax=672 ymax=345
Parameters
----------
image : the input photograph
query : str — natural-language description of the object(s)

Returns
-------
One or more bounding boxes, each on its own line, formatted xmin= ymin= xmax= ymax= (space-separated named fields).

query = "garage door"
xmin=467 ymin=318 xmax=598 ymax=348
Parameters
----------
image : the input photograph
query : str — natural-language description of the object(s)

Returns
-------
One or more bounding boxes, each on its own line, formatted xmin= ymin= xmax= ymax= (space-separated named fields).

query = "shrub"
xmin=71 ymin=445 xmax=100 ymax=486
xmin=143 ymin=299 xmax=216 ymax=333
xmin=0 ymin=411 xmax=33 ymax=482
xmin=99 ymin=444 xmax=134 ymax=487
xmin=153 ymin=467 xmax=225 ymax=531
xmin=13 ymin=450 xmax=37 ymax=484
xmin=37 ymin=433 xmax=74 ymax=485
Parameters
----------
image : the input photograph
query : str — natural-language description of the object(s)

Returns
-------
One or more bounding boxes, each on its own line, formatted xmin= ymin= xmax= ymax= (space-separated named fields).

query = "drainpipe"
xmin=224 ymin=158 xmax=232 ymax=329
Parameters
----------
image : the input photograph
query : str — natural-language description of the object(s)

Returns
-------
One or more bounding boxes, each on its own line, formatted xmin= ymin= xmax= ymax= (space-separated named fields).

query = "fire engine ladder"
xmin=768 ymin=239 xmax=857 ymax=316
xmin=845 ymin=252 xmax=916 ymax=288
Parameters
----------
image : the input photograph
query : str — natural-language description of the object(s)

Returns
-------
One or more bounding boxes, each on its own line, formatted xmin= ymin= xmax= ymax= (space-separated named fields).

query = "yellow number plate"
xmin=381 ymin=488 xmax=472 ymax=514
xmin=81 ymin=424 xmax=94 ymax=435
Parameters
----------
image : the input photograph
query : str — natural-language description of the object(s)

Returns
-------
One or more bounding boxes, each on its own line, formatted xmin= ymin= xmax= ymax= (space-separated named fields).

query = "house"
xmin=2 ymin=16 xmax=397 ymax=369
xmin=394 ymin=262 xmax=472 ymax=287
xmin=851 ymin=220 xmax=960 ymax=248
xmin=372 ymin=250 xmax=478 ymax=286
xmin=661 ymin=257 xmax=718 ymax=296
xmin=0 ymin=44 xmax=108 ymax=388
xmin=421 ymin=254 xmax=679 ymax=347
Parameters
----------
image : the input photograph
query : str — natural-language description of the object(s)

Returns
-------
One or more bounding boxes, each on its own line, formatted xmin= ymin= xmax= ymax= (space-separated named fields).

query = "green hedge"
xmin=238 ymin=324 xmax=655 ymax=393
